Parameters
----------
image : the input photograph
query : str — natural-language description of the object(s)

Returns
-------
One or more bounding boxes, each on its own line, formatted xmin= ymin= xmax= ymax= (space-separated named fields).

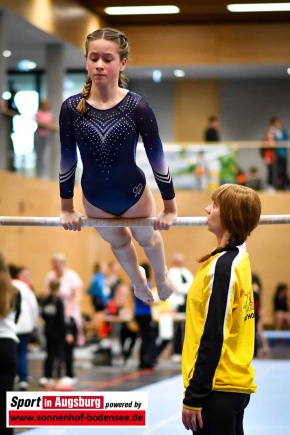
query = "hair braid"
xmin=76 ymin=76 xmax=92 ymax=115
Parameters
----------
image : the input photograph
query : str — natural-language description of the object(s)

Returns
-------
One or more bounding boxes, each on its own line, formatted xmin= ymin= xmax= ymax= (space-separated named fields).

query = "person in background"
xmin=252 ymin=273 xmax=270 ymax=358
xmin=168 ymin=253 xmax=194 ymax=360
xmin=182 ymin=184 xmax=261 ymax=434
xmin=9 ymin=264 xmax=39 ymax=391
xmin=246 ymin=167 xmax=263 ymax=191
xmin=34 ymin=98 xmax=55 ymax=179
xmin=107 ymin=261 xmax=122 ymax=299
xmin=113 ymin=282 xmax=138 ymax=364
xmin=273 ymin=283 xmax=290 ymax=330
xmin=6 ymin=86 xmax=20 ymax=172
xmin=152 ymin=286 xmax=175 ymax=362
xmin=260 ymin=130 xmax=276 ymax=190
xmin=87 ymin=261 xmax=110 ymax=340
xmin=269 ymin=117 xmax=290 ymax=190
xmin=58 ymin=28 xmax=177 ymax=305
xmin=134 ymin=263 xmax=156 ymax=369
xmin=44 ymin=253 xmax=85 ymax=388
xmin=204 ymin=115 xmax=220 ymax=143
xmin=40 ymin=279 xmax=65 ymax=390
xmin=0 ymin=251 xmax=21 ymax=435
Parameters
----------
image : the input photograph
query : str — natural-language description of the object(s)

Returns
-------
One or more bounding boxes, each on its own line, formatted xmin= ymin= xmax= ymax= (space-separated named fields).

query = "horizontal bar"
xmin=0 ymin=215 xmax=290 ymax=227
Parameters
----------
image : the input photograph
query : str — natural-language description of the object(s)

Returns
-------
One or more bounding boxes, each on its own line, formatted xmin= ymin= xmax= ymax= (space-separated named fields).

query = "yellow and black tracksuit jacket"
xmin=182 ymin=240 xmax=256 ymax=410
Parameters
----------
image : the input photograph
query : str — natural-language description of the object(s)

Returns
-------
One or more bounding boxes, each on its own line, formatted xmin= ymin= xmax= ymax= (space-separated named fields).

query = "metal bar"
xmin=0 ymin=215 xmax=290 ymax=227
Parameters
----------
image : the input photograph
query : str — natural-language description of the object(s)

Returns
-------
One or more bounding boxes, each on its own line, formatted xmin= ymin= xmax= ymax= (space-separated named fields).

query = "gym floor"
xmin=13 ymin=342 xmax=290 ymax=435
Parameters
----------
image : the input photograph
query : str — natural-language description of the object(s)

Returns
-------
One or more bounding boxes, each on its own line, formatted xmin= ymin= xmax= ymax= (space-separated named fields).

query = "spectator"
xmin=9 ymin=264 xmax=39 ymax=391
xmin=114 ymin=282 xmax=138 ymax=364
xmin=252 ymin=274 xmax=270 ymax=358
xmin=204 ymin=115 xmax=220 ymax=142
xmin=44 ymin=254 xmax=85 ymax=387
xmin=107 ymin=261 xmax=122 ymax=299
xmin=273 ymin=283 xmax=290 ymax=330
xmin=152 ymin=287 xmax=174 ymax=362
xmin=41 ymin=280 xmax=65 ymax=390
xmin=246 ymin=167 xmax=263 ymax=191
xmin=0 ymin=251 xmax=21 ymax=435
xmin=134 ymin=263 xmax=156 ymax=369
xmin=269 ymin=117 xmax=290 ymax=190
xmin=87 ymin=261 xmax=110 ymax=340
xmin=34 ymin=98 xmax=55 ymax=179
xmin=168 ymin=253 xmax=194 ymax=359
xmin=6 ymin=86 xmax=20 ymax=172
xmin=260 ymin=130 xmax=276 ymax=190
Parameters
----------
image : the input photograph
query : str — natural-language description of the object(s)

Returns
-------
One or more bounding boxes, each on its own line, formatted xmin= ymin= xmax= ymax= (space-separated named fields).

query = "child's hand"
xmin=60 ymin=209 xmax=84 ymax=231
xmin=154 ymin=210 xmax=177 ymax=231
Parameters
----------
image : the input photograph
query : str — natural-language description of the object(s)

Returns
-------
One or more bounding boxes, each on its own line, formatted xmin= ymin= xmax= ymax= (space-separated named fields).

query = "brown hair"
xmin=49 ymin=279 xmax=60 ymax=293
xmin=0 ymin=251 xmax=17 ymax=318
xmin=198 ymin=184 xmax=261 ymax=262
xmin=77 ymin=28 xmax=130 ymax=115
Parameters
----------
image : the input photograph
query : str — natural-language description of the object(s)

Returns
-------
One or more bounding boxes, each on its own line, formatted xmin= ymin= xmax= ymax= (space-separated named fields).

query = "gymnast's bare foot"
xmin=156 ymin=269 xmax=174 ymax=301
xmin=133 ymin=266 xmax=154 ymax=304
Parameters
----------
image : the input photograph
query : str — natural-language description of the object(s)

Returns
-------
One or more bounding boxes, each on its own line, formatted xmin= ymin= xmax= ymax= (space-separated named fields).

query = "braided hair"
xmin=77 ymin=28 xmax=130 ymax=115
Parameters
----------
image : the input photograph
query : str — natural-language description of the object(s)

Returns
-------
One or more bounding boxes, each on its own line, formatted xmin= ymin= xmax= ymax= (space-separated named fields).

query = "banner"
xmin=7 ymin=391 xmax=148 ymax=428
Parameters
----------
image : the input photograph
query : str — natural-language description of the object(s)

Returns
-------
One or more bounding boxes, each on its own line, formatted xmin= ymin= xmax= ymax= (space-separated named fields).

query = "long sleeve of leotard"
xmin=136 ymin=98 xmax=175 ymax=200
xmin=58 ymin=99 xmax=78 ymax=199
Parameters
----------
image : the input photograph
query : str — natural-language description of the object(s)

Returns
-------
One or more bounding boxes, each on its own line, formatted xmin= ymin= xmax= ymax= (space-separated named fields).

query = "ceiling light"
xmin=105 ymin=5 xmax=180 ymax=15
xmin=2 ymin=50 xmax=11 ymax=58
xmin=152 ymin=70 xmax=162 ymax=83
xmin=17 ymin=60 xmax=37 ymax=71
xmin=174 ymin=69 xmax=185 ymax=77
xmin=227 ymin=3 xmax=290 ymax=12
xmin=2 ymin=91 xmax=11 ymax=100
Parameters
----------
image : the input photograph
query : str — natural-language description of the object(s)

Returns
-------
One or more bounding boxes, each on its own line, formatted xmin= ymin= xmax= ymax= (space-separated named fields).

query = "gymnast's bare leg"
xmin=82 ymin=186 xmax=175 ymax=303
xmin=122 ymin=187 xmax=174 ymax=301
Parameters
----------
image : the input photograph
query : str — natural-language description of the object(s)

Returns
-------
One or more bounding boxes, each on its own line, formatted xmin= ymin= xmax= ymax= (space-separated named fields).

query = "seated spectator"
xmin=273 ymin=283 xmax=290 ymax=330
xmin=252 ymin=273 xmax=270 ymax=358
xmin=246 ymin=167 xmax=263 ymax=191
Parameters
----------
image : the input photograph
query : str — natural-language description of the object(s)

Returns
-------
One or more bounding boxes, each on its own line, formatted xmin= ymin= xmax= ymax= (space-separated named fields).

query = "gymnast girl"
xmin=58 ymin=28 xmax=177 ymax=303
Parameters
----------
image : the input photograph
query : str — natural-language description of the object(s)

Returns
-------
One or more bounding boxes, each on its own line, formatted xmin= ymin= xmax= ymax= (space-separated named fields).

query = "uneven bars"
xmin=0 ymin=215 xmax=290 ymax=227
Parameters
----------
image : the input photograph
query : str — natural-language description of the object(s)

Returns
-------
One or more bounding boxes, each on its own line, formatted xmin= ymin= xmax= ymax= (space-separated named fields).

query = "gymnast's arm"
xmin=59 ymin=99 xmax=83 ymax=231
xmin=136 ymin=98 xmax=177 ymax=230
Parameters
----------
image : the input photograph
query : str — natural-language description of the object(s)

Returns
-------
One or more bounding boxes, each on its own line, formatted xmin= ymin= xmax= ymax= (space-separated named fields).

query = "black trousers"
xmin=0 ymin=338 xmax=17 ymax=435
xmin=195 ymin=391 xmax=250 ymax=435
xmin=44 ymin=338 xmax=64 ymax=379
xmin=120 ymin=323 xmax=137 ymax=360
xmin=135 ymin=315 xmax=156 ymax=369
xmin=64 ymin=341 xmax=75 ymax=378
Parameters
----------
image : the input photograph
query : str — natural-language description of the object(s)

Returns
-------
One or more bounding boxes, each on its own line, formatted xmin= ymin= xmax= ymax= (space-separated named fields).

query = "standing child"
xmin=58 ymin=28 xmax=177 ymax=304
xmin=182 ymin=184 xmax=261 ymax=434
xmin=41 ymin=280 xmax=65 ymax=390
xmin=60 ymin=315 xmax=78 ymax=390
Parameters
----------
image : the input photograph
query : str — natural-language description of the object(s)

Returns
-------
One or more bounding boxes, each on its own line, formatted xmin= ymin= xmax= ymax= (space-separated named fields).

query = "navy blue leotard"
xmin=59 ymin=91 xmax=175 ymax=216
